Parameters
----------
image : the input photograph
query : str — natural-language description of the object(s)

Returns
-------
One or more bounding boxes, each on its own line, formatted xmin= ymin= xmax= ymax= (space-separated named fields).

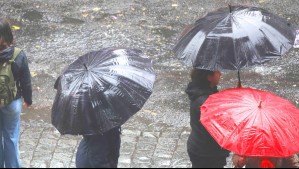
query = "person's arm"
xmin=283 ymin=154 xmax=299 ymax=168
xmin=19 ymin=51 xmax=32 ymax=106
xmin=232 ymin=154 xmax=246 ymax=168
xmin=54 ymin=76 xmax=61 ymax=90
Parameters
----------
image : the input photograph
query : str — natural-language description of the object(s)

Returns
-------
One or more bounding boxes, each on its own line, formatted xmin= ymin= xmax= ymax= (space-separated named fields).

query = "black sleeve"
xmin=19 ymin=51 xmax=33 ymax=105
xmin=54 ymin=76 xmax=61 ymax=89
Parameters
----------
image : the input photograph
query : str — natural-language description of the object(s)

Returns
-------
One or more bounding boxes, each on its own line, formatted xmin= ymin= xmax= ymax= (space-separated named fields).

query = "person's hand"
xmin=232 ymin=154 xmax=246 ymax=168
xmin=23 ymin=102 xmax=31 ymax=108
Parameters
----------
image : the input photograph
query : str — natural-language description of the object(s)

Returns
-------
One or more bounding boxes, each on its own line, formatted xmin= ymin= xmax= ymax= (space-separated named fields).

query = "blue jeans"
xmin=0 ymin=99 xmax=22 ymax=168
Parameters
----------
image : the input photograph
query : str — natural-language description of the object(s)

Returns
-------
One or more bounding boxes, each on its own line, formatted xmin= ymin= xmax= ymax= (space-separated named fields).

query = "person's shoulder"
xmin=194 ymin=95 xmax=209 ymax=105
xmin=12 ymin=48 xmax=29 ymax=68
xmin=14 ymin=48 xmax=27 ymax=60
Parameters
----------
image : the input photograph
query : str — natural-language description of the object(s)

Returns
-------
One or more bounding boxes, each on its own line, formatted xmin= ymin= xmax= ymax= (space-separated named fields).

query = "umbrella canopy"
xmin=52 ymin=47 xmax=156 ymax=135
xmin=200 ymin=88 xmax=299 ymax=157
xmin=174 ymin=5 xmax=295 ymax=70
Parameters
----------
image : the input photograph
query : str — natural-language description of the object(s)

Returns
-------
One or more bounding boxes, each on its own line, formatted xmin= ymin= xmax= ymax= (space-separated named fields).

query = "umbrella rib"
xmin=261 ymin=105 xmax=297 ymax=157
xmin=91 ymin=71 xmax=150 ymax=101
xmin=258 ymin=27 xmax=288 ymax=54
xmin=232 ymin=17 xmax=263 ymax=67
xmin=260 ymin=108 xmax=282 ymax=155
xmin=237 ymin=16 xmax=288 ymax=60
xmin=95 ymin=65 xmax=154 ymax=89
xmin=188 ymin=15 xmax=228 ymax=68
xmin=223 ymin=107 xmax=256 ymax=150
xmin=231 ymin=16 xmax=239 ymax=70
xmin=236 ymin=13 xmax=291 ymax=45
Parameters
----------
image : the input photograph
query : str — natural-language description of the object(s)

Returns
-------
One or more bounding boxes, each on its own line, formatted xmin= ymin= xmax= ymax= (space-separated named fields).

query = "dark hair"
xmin=0 ymin=18 xmax=13 ymax=45
xmin=191 ymin=68 xmax=215 ymax=88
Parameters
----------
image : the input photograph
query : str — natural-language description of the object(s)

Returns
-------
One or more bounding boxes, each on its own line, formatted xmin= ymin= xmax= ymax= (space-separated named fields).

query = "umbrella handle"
xmin=237 ymin=70 xmax=242 ymax=88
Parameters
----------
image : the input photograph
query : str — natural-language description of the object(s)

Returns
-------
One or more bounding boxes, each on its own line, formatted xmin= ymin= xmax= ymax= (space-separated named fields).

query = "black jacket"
xmin=186 ymin=82 xmax=229 ymax=157
xmin=0 ymin=47 xmax=32 ymax=105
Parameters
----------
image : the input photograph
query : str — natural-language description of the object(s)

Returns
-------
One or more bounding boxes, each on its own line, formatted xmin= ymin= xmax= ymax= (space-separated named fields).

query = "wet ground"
xmin=1 ymin=0 xmax=299 ymax=168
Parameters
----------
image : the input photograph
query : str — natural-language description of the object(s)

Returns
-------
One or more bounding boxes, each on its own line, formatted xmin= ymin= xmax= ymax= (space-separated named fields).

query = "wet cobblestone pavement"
xmin=19 ymin=120 xmax=234 ymax=168
xmin=19 ymin=121 xmax=193 ymax=168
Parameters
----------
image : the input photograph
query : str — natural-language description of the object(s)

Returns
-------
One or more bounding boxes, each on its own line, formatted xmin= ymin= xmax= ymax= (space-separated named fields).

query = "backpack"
xmin=0 ymin=48 xmax=21 ymax=107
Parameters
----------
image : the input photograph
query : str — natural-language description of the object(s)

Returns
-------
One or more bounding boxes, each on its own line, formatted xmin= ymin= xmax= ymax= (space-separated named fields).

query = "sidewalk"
xmin=19 ymin=121 xmax=192 ymax=168
xmin=19 ymin=120 xmax=233 ymax=168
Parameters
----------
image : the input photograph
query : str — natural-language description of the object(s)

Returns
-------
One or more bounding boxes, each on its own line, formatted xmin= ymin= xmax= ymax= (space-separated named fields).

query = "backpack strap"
xmin=9 ymin=47 xmax=21 ymax=63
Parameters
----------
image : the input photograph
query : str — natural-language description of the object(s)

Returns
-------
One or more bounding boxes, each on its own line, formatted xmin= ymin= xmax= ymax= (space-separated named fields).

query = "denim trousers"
xmin=0 ymin=99 xmax=22 ymax=168
xmin=76 ymin=127 xmax=121 ymax=168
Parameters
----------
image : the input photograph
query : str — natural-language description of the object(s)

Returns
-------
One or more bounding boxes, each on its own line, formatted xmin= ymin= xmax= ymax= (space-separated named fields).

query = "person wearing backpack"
xmin=0 ymin=18 xmax=32 ymax=168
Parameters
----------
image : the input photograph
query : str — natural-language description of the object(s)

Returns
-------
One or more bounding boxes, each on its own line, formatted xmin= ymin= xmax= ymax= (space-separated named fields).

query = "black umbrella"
xmin=174 ymin=5 xmax=295 ymax=86
xmin=52 ymin=47 xmax=156 ymax=135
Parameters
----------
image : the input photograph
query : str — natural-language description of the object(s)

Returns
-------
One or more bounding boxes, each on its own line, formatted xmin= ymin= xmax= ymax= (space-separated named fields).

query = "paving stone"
xmin=158 ymin=138 xmax=178 ymax=145
xmin=118 ymin=163 xmax=131 ymax=168
xmin=49 ymin=159 xmax=69 ymax=168
xmin=132 ymin=155 xmax=152 ymax=164
xmin=120 ymin=148 xmax=136 ymax=156
xmin=138 ymin=137 xmax=158 ymax=144
xmin=136 ymin=143 xmax=156 ymax=151
xmin=52 ymin=152 xmax=73 ymax=160
xmin=21 ymin=159 xmax=31 ymax=168
xmin=171 ymin=159 xmax=192 ymax=168
xmin=21 ymin=132 xmax=42 ymax=139
xmin=122 ymin=129 xmax=142 ymax=137
xmin=17 ymin=122 xmax=233 ymax=168
xmin=131 ymin=163 xmax=152 ymax=168
xmin=118 ymin=154 xmax=132 ymax=164
xmin=30 ymin=160 xmax=48 ymax=168
xmin=180 ymin=130 xmax=191 ymax=140
xmin=142 ymin=132 xmax=161 ymax=138
xmin=161 ymin=132 xmax=181 ymax=139
xmin=70 ymin=162 xmax=76 ymax=168
xmin=153 ymin=157 xmax=172 ymax=167
xmin=154 ymin=149 xmax=173 ymax=158
xmin=38 ymin=138 xmax=58 ymax=146
xmin=121 ymin=136 xmax=138 ymax=143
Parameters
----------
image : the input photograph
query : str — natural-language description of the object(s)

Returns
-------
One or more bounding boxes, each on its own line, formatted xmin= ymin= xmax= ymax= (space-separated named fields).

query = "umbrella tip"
xmin=258 ymin=101 xmax=262 ymax=108
xmin=83 ymin=64 xmax=88 ymax=70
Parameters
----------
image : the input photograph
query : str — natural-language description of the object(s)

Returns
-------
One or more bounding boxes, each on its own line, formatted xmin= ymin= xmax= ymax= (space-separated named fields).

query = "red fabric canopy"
xmin=200 ymin=88 xmax=299 ymax=157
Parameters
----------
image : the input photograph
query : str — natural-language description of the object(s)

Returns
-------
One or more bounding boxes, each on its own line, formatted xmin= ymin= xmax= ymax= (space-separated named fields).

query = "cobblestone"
xmin=19 ymin=121 xmax=233 ymax=168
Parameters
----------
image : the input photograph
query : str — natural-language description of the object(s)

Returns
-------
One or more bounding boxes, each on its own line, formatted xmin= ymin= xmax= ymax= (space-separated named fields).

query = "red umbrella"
xmin=200 ymin=88 xmax=299 ymax=157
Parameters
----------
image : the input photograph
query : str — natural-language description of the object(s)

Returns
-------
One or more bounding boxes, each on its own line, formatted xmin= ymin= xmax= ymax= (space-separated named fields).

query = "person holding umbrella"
xmin=52 ymin=47 xmax=156 ymax=168
xmin=185 ymin=68 xmax=230 ymax=168
xmin=174 ymin=5 xmax=297 ymax=169
xmin=75 ymin=127 xmax=122 ymax=168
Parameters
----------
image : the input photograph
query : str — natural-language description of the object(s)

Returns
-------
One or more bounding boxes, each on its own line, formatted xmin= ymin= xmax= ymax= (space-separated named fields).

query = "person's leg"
xmin=0 ymin=111 xmax=4 ymax=168
xmin=189 ymin=156 xmax=210 ymax=168
xmin=76 ymin=138 xmax=92 ymax=168
xmin=87 ymin=134 xmax=111 ymax=168
xmin=190 ymin=157 xmax=226 ymax=168
xmin=206 ymin=157 xmax=227 ymax=168
xmin=2 ymin=99 xmax=22 ymax=168
xmin=188 ymin=150 xmax=227 ymax=168
xmin=108 ymin=127 xmax=121 ymax=168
